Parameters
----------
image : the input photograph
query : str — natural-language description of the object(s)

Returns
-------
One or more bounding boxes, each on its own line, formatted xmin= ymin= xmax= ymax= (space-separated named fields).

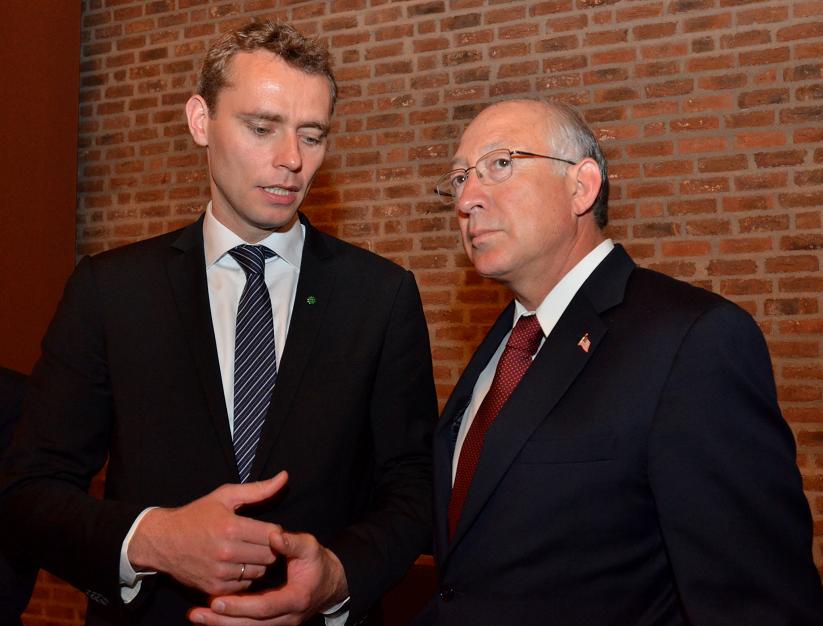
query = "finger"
xmin=223 ymin=540 xmax=277 ymax=568
xmin=268 ymin=530 xmax=313 ymax=560
xmin=219 ymin=561 xmax=268 ymax=583
xmin=189 ymin=607 xmax=287 ymax=626
xmin=204 ymin=579 xmax=254 ymax=597
xmin=219 ymin=471 xmax=289 ymax=510
xmin=189 ymin=589 xmax=299 ymax=625
xmin=213 ymin=589 xmax=301 ymax=620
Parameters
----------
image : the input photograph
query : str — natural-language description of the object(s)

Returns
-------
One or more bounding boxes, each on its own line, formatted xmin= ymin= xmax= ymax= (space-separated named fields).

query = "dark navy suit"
xmin=419 ymin=245 xmax=823 ymax=625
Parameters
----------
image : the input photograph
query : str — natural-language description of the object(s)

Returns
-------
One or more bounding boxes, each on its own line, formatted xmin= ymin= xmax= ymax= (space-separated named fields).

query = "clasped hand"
xmin=129 ymin=471 xmax=349 ymax=624
xmin=129 ymin=471 xmax=289 ymax=595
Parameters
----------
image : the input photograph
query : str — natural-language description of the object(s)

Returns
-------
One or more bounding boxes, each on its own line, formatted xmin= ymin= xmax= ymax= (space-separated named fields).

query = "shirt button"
xmin=439 ymin=585 xmax=455 ymax=602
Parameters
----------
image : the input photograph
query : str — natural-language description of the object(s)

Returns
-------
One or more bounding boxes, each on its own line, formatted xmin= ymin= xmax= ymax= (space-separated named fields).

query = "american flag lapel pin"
xmin=577 ymin=333 xmax=591 ymax=353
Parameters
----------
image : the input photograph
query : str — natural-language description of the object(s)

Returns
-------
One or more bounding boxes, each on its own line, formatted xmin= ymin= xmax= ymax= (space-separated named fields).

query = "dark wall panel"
xmin=0 ymin=0 xmax=80 ymax=373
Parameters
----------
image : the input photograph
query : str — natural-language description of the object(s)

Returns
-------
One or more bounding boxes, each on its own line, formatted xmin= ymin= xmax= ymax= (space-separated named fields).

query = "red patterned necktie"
xmin=448 ymin=314 xmax=544 ymax=539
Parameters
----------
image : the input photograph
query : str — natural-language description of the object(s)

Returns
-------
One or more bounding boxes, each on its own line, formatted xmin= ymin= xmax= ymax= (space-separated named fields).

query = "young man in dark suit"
xmin=417 ymin=98 xmax=823 ymax=625
xmin=0 ymin=22 xmax=436 ymax=626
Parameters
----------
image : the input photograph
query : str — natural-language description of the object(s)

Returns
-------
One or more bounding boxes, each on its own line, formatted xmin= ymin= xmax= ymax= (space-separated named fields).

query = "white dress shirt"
xmin=203 ymin=204 xmax=303 ymax=434
xmin=452 ymin=239 xmax=615 ymax=482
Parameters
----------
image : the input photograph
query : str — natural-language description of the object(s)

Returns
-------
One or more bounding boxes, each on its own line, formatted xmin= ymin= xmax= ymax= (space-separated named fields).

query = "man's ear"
xmin=185 ymin=95 xmax=210 ymax=147
xmin=570 ymin=158 xmax=602 ymax=217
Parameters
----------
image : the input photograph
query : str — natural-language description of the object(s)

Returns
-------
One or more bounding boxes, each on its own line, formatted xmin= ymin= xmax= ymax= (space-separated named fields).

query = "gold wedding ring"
xmin=238 ymin=563 xmax=246 ymax=581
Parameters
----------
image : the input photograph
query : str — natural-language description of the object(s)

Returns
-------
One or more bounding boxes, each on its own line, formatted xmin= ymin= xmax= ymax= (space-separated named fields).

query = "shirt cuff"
xmin=322 ymin=597 xmax=350 ymax=626
xmin=119 ymin=507 xmax=158 ymax=603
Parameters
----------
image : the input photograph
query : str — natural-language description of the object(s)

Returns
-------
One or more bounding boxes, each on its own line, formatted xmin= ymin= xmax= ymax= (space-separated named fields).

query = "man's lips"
xmin=260 ymin=184 xmax=299 ymax=195
xmin=468 ymin=227 xmax=499 ymax=246
xmin=258 ymin=184 xmax=300 ymax=204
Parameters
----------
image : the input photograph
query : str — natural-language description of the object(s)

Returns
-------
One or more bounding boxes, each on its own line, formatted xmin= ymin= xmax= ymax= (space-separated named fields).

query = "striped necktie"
xmin=229 ymin=244 xmax=276 ymax=483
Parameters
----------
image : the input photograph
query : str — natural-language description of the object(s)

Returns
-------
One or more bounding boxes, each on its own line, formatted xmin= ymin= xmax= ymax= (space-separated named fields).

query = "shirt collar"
xmin=514 ymin=239 xmax=614 ymax=335
xmin=203 ymin=202 xmax=304 ymax=269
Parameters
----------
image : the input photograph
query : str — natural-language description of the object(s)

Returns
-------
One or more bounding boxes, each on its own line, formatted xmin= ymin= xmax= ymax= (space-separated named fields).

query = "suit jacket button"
xmin=439 ymin=586 xmax=455 ymax=602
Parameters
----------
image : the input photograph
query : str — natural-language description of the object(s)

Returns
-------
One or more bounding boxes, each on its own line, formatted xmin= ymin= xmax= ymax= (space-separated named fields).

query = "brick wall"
xmin=23 ymin=0 xmax=823 ymax=622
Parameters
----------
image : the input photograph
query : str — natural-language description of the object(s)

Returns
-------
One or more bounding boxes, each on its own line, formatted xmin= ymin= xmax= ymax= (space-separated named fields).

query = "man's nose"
xmin=274 ymin=134 xmax=302 ymax=171
xmin=455 ymin=168 xmax=486 ymax=215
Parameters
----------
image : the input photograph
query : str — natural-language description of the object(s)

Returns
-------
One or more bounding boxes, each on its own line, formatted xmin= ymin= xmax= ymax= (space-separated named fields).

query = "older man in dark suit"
xmin=417 ymin=98 xmax=823 ymax=625
xmin=0 ymin=366 xmax=37 ymax=624
xmin=0 ymin=22 xmax=436 ymax=626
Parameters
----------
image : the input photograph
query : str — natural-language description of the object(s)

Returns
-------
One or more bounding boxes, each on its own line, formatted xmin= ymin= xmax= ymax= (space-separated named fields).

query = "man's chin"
xmin=255 ymin=207 xmax=301 ymax=233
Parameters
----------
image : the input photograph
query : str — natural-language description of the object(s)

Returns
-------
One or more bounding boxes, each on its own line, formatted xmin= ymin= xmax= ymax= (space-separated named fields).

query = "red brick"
xmin=698 ymin=154 xmax=748 ymax=173
xmin=707 ymin=259 xmax=757 ymax=276
xmin=685 ymin=219 xmax=730 ymax=236
xmin=685 ymin=97 xmax=737 ymax=116
xmin=765 ymin=299 xmax=819 ymax=316
xmin=779 ymin=192 xmax=823 ymax=209
xmin=784 ymin=365 xmax=823 ymax=380
xmin=698 ymin=73 xmax=747 ymax=91
xmin=720 ymin=279 xmax=773 ymax=296
xmin=679 ymin=178 xmax=730 ymax=195
xmin=740 ymin=215 xmax=790 ymax=233
xmin=735 ymin=171 xmax=789 ymax=190
xmin=632 ymin=222 xmax=678 ymax=238
xmin=661 ymin=240 xmax=711 ymax=257
xmin=644 ymin=160 xmax=693 ymax=177
xmin=645 ymin=79 xmax=694 ymax=98
xmin=767 ymin=255 xmax=820 ymax=274
xmin=670 ymin=115 xmax=720 ymax=133
xmin=529 ymin=1 xmax=574 ymax=17
xmin=632 ymin=22 xmax=677 ymax=40
xmin=781 ymin=235 xmax=823 ymax=251
xmin=687 ymin=54 xmax=735 ymax=72
xmin=740 ymin=46 xmax=791 ymax=66
xmin=777 ymin=22 xmax=823 ymax=42
xmin=687 ymin=12 xmax=734 ymax=33
xmin=781 ymin=106 xmax=823 ymax=124
xmin=735 ymin=131 xmax=787 ymax=150
xmin=719 ymin=237 xmax=773 ymax=254
xmin=722 ymin=195 xmax=772 ymax=212
xmin=627 ymin=183 xmax=675 ymax=200
xmin=647 ymin=261 xmax=697 ymax=278
xmin=754 ymin=150 xmax=807 ymax=168
xmin=679 ymin=137 xmax=728 ymax=154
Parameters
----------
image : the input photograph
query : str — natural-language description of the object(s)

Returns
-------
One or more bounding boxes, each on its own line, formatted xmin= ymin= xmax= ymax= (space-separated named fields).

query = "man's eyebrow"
xmin=239 ymin=112 xmax=284 ymax=123
xmin=450 ymin=142 xmax=506 ymax=168
xmin=300 ymin=121 xmax=330 ymax=137
xmin=238 ymin=113 xmax=329 ymax=136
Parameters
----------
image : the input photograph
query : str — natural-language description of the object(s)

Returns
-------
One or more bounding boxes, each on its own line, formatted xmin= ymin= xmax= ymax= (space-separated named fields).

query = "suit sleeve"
xmin=648 ymin=301 xmax=823 ymax=624
xmin=0 ymin=257 xmax=144 ymax=607
xmin=328 ymin=270 xmax=437 ymax=621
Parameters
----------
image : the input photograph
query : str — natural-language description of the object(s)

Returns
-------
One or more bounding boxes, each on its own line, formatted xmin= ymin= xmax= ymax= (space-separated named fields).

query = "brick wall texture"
xmin=22 ymin=0 xmax=823 ymax=622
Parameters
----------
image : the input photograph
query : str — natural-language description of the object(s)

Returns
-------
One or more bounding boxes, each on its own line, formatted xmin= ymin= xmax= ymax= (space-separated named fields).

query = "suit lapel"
xmin=248 ymin=214 xmax=336 ymax=481
xmin=433 ymin=303 xmax=515 ymax=561
xmin=166 ymin=217 xmax=237 ymax=475
xmin=448 ymin=296 xmax=607 ymax=549
xmin=443 ymin=245 xmax=636 ymax=554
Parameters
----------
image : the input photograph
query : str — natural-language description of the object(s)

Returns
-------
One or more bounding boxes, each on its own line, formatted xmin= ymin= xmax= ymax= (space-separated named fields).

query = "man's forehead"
xmin=451 ymin=138 xmax=507 ymax=167
xmin=453 ymin=107 xmax=545 ymax=166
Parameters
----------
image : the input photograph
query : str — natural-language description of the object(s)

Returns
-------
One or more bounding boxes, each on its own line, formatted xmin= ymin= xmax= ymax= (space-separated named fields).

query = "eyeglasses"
xmin=434 ymin=148 xmax=577 ymax=205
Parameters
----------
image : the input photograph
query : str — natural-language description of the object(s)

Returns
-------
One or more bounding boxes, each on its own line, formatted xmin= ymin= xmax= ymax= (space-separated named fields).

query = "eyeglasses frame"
xmin=434 ymin=149 xmax=578 ymax=203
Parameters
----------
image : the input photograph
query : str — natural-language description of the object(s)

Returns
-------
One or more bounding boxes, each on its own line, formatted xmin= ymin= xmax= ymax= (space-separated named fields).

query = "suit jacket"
xmin=0 ymin=367 xmax=37 ymax=625
xmin=420 ymin=245 xmax=823 ymax=626
xmin=0 ymin=214 xmax=437 ymax=625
